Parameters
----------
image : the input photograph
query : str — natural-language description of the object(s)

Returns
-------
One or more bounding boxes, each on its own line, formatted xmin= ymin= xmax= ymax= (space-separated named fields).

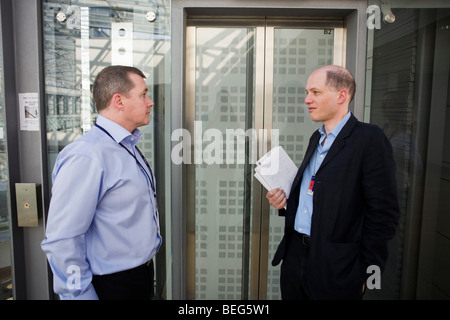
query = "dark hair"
xmin=325 ymin=66 xmax=356 ymax=102
xmin=93 ymin=65 xmax=146 ymax=112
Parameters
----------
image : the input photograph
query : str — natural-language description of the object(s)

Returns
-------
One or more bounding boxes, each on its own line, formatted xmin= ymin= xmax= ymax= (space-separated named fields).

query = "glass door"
xmin=185 ymin=19 xmax=345 ymax=300
xmin=186 ymin=24 xmax=261 ymax=300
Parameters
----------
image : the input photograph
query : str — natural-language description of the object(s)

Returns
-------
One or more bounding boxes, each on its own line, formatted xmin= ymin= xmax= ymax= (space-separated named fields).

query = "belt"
xmin=96 ymin=260 xmax=153 ymax=278
xmin=136 ymin=259 xmax=153 ymax=270
xmin=294 ymin=231 xmax=311 ymax=246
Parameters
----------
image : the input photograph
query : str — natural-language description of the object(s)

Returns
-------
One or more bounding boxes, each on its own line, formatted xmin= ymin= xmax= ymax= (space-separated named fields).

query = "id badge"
xmin=307 ymin=175 xmax=315 ymax=195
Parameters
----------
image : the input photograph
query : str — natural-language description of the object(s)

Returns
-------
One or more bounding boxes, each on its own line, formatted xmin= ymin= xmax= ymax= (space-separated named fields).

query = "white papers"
xmin=254 ymin=146 xmax=298 ymax=199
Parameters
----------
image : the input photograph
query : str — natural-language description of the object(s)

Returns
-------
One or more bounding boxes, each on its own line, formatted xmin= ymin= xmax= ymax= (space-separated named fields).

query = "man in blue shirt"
xmin=267 ymin=65 xmax=399 ymax=299
xmin=41 ymin=66 xmax=161 ymax=300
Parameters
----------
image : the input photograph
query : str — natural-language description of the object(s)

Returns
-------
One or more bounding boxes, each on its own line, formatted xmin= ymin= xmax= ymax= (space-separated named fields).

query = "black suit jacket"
xmin=272 ymin=114 xmax=399 ymax=299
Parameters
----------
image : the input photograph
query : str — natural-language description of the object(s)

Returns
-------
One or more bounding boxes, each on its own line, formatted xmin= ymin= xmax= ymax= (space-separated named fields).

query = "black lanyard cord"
xmin=95 ymin=123 xmax=156 ymax=196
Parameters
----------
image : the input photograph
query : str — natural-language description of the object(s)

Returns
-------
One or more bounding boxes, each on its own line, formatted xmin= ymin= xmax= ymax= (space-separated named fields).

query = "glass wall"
xmin=42 ymin=0 xmax=171 ymax=299
xmin=0 ymin=6 xmax=12 ymax=301
xmin=365 ymin=1 xmax=450 ymax=299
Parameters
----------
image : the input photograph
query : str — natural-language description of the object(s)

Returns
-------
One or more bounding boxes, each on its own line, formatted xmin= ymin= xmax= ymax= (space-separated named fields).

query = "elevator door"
xmin=186 ymin=19 xmax=345 ymax=300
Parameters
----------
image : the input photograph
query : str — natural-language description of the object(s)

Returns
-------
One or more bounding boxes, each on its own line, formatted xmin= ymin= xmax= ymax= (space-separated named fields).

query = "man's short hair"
xmin=93 ymin=65 xmax=146 ymax=112
xmin=325 ymin=65 xmax=356 ymax=103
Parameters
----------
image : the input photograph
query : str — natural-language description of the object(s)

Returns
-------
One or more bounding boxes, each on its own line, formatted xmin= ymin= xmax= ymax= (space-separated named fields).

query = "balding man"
xmin=267 ymin=65 xmax=399 ymax=300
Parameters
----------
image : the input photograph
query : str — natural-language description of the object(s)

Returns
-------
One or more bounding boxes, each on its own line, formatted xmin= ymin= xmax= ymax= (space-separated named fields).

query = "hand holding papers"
xmin=254 ymin=146 xmax=298 ymax=199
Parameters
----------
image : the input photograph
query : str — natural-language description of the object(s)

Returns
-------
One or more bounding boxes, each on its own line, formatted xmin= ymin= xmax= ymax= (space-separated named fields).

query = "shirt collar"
xmin=96 ymin=114 xmax=142 ymax=147
xmin=319 ymin=111 xmax=351 ymax=138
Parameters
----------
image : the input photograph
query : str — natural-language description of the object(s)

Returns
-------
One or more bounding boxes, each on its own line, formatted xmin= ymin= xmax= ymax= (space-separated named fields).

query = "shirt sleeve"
xmin=41 ymin=152 xmax=104 ymax=300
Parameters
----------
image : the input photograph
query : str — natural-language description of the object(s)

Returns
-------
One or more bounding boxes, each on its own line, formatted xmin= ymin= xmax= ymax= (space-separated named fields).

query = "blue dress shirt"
xmin=41 ymin=115 xmax=161 ymax=300
xmin=294 ymin=112 xmax=351 ymax=236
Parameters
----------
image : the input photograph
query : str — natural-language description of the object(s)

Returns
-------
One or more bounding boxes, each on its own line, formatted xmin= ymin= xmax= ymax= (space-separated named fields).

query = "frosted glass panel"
xmin=193 ymin=27 xmax=256 ymax=299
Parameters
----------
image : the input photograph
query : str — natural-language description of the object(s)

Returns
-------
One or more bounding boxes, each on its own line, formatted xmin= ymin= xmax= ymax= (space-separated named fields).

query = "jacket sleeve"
xmin=360 ymin=126 xmax=400 ymax=278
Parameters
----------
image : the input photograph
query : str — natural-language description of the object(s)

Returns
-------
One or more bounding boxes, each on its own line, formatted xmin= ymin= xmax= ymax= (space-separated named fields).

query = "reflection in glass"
xmin=365 ymin=4 xmax=450 ymax=299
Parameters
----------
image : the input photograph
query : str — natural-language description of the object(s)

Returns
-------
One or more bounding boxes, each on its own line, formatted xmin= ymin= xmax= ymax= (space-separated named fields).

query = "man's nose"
xmin=305 ymin=94 xmax=312 ymax=105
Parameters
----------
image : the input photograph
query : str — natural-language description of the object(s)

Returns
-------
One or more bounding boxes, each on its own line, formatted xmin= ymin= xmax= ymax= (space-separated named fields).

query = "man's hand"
xmin=266 ymin=188 xmax=287 ymax=210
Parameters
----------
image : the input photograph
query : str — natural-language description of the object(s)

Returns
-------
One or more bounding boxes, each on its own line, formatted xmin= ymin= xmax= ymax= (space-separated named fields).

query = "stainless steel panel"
xmin=15 ymin=183 xmax=40 ymax=228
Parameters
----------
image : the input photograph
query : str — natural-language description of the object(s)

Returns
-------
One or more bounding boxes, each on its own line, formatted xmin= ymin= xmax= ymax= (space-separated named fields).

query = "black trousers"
xmin=92 ymin=260 xmax=154 ymax=300
xmin=280 ymin=232 xmax=311 ymax=300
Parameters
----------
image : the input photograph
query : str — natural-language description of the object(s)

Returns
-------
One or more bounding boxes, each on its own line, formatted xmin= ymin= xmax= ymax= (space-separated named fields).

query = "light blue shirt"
xmin=41 ymin=115 xmax=161 ymax=300
xmin=294 ymin=112 xmax=351 ymax=236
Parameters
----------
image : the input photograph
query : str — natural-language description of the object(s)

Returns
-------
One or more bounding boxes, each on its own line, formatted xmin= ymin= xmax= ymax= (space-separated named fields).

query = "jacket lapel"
xmin=287 ymin=114 xmax=359 ymax=200
xmin=316 ymin=114 xmax=358 ymax=174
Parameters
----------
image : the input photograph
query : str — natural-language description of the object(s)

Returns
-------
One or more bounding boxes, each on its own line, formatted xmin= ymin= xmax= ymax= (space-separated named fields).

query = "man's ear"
xmin=111 ymin=93 xmax=124 ymax=111
xmin=337 ymin=89 xmax=348 ymax=104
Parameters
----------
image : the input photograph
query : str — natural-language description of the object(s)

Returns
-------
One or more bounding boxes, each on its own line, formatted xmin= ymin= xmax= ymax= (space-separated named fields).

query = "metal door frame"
xmin=0 ymin=0 xmax=51 ymax=300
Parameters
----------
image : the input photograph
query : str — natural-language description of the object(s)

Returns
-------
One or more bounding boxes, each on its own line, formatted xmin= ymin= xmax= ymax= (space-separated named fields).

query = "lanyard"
xmin=308 ymin=133 xmax=328 ymax=195
xmin=95 ymin=123 xmax=156 ymax=196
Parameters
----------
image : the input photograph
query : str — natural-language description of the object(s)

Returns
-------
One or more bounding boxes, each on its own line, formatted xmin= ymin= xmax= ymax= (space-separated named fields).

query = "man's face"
xmin=304 ymin=69 xmax=341 ymax=124
xmin=120 ymin=73 xmax=154 ymax=131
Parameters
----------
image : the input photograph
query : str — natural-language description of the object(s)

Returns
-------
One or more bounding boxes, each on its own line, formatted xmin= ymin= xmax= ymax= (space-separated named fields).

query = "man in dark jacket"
xmin=267 ymin=65 xmax=399 ymax=300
